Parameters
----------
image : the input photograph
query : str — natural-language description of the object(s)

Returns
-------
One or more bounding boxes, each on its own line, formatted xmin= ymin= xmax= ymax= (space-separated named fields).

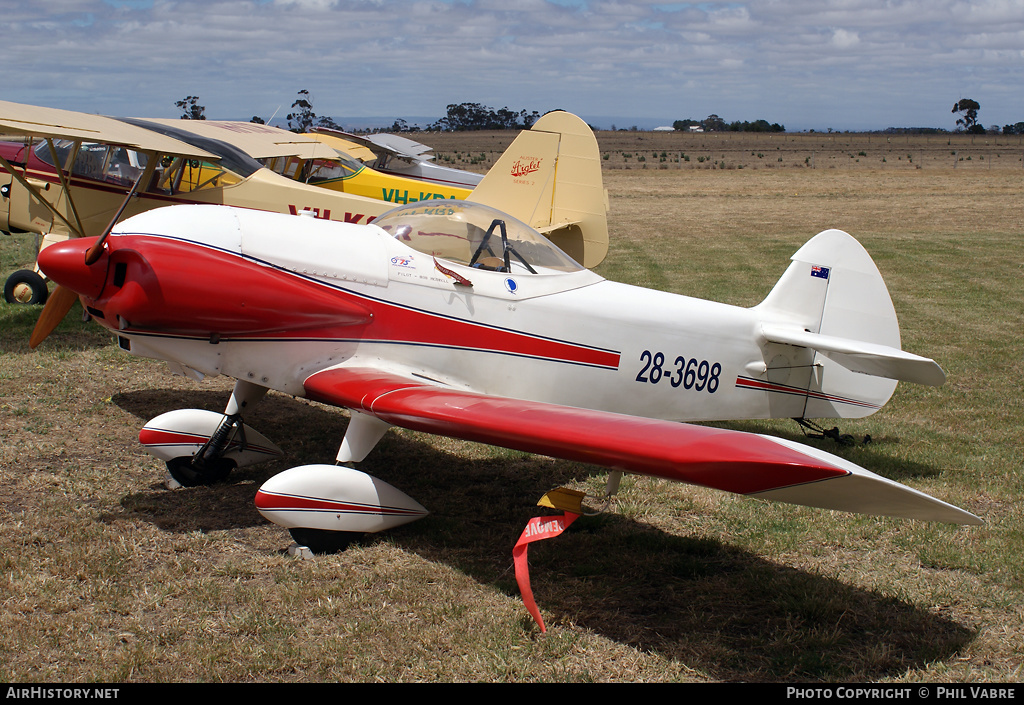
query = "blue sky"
xmin=3 ymin=0 xmax=1022 ymax=131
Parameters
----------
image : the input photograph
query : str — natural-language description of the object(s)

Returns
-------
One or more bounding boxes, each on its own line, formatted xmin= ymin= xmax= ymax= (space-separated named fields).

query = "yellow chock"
xmin=537 ymin=487 xmax=586 ymax=514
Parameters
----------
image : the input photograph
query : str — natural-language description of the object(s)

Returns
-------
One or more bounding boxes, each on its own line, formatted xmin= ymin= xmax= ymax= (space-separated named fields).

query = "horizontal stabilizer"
xmin=762 ymin=325 xmax=946 ymax=386
xmin=304 ymin=366 xmax=979 ymax=525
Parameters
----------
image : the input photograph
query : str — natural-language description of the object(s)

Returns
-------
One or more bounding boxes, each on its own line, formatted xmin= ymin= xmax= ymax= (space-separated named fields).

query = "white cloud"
xmin=831 ymin=28 xmax=860 ymax=49
xmin=0 ymin=0 xmax=1021 ymax=130
xmin=273 ymin=0 xmax=339 ymax=8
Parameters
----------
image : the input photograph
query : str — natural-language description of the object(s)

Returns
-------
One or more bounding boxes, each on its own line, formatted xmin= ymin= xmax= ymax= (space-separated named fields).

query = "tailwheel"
xmin=4 ymin=270 xmax=49 ymax=305
xmin=166 ymin=456 xmax=236 ymax=487
xmin=288 ymin=527 xmax=365 ymax=554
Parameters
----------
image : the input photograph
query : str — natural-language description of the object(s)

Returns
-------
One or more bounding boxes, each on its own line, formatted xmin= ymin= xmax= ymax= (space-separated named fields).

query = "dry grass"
xmin=426 ymin=129 xmax=1024 ymax=174
xmin=1 ymin=134 xmax=1022 ymax=682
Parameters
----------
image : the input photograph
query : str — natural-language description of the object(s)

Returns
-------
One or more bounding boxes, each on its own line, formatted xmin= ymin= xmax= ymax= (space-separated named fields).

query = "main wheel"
xmin=166 ymin=456 xmax=235 ymax=487
xmin=288 ymin=527 xmax=365 ymax=554
xmin=4 ymin=270 xmax=48 ymax=305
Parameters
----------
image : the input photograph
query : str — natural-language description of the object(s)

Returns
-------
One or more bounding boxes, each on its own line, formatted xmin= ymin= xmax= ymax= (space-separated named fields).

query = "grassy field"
xmin=1 ymin=133 xmax=1022 ymax=682
xmin=428 ymin=128 xmax=1024 ymax=173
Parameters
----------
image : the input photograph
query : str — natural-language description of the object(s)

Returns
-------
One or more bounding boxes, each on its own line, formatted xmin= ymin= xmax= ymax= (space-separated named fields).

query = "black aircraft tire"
xmin=288 ymin=527 xmax=365 ymax=554
xmin=166 ymin=456 xmax=235 ymax=487
xmin=4 ymin=270 xmax=48 ymax=305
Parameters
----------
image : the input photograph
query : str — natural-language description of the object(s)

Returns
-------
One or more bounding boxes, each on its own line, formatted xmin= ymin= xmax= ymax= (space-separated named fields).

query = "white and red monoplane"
xmin=30 ymin=113 xmax=980 ymax=553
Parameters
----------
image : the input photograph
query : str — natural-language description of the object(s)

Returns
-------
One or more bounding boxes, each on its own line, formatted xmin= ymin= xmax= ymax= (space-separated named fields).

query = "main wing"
xmin=139 ymin=118 xmax=338 ymax=161
xmin=317 ymin=129 xmax=436 ymax=161
xmin=303 ymin=366 xmax=980 ymax=525
xmin=312 ymin=127 xmax=484 ymax=189
xmin=0 ymin=100 xmax=217 ymax=159
xmin=303 ymin=131 xmax=378 ymax=162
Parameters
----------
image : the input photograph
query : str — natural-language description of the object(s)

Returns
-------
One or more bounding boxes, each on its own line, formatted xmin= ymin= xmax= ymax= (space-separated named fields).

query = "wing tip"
xmin=750 ymin=473 xmax=982 ymax=525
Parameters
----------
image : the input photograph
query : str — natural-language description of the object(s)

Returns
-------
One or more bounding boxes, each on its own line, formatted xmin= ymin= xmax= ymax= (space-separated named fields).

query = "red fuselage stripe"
xmin=98 ymin=234 xmax=620 ymax=370
xmin=735 ymin=376 xmax=880 ymax=409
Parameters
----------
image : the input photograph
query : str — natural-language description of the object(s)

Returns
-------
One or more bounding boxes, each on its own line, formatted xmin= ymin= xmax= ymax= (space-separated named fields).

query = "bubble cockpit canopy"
xmin=373 ymin=200 xmax=584 ymax=274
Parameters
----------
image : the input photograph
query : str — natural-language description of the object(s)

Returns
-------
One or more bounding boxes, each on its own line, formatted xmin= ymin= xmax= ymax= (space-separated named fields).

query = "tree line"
xmin=673 ymin=115 xmax=785 ymax=133
xmin=178 ymin=92 xmax=1023 ymax=135
xmin=176 ymin=94 xmax=542 ymax=133
xmin=427 ymin=103 xmax=542 ymax=131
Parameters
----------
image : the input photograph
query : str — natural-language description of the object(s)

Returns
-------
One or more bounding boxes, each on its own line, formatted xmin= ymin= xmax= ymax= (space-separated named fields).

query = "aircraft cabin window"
xmin=102 ymin=147 xmax=148 ymax=186
xmin=149 ymin=156 xmax=242 ymax=195
xmin=36 ymin=141 xmax=147 ymax=187
xmin=33 ymin=139 xmax=76 ymax=171
xmin=259 ymin=155 xmax=361 ymax=184
xmin=304 ymin=154 xmax=363 ymax=184
xmin=374 ymin=200 xmax=583 ymax=274
xmin=260 ymin=156 xmax=303 ymax=180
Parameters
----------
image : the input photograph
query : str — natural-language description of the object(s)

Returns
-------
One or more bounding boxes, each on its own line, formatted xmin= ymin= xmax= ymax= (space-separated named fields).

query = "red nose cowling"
xmin=36 ymin=237 xmax=109 ymax=300
xmin=39 ymin=233 xmax=373 ymax=338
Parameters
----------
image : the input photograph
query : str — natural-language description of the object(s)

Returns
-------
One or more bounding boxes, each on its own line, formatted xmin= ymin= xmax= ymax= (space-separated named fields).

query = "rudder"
xmin=468 ymin=111 xmax=608 ymax=268
xmin=752 ymin=229 xmax=939 ymax=419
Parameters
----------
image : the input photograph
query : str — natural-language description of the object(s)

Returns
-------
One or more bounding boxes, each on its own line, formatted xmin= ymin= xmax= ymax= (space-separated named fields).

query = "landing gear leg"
xmin=793 ymin=418 xmax=863 ymax=446
xmin=166 ymin=380 xmax=270 ymax=487
xmin=336 ymin=411 xmax=392 ymax=464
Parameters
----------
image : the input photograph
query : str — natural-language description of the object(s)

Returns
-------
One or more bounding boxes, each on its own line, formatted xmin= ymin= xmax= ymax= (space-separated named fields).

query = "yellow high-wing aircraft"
xmin=135 ymin=119 xmax=474 ymax=205
xmin=1 ymin=101 xmax=608 ymax=304
xmin=310 ymin=127 xmax=484 ymax=191
xmin=300 ymin=130 xmax=474 ymax=204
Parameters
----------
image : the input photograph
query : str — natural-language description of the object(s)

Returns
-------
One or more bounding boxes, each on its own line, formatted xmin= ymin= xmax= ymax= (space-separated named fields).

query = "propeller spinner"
xmin=29 ymin=172 xmax=144 ymax=349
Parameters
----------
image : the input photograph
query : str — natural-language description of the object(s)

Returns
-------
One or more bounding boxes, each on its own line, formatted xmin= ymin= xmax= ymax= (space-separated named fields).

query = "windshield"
xmin=374 ymin=200 xmax=583 ymax=273
xmin=33 ymin=138 xmax=242 ymax=194
xmin=307 ymin=153 xmax=364 ymax=182
xmin=35 ymin=140 xmax=148 ymax=187
xmin=261 ymin=152 xmax=364 ymax=184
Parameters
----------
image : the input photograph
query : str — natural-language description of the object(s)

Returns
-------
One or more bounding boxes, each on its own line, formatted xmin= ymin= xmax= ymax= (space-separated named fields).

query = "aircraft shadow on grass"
xmin=110 ymin=387 xmax=974 ymax=681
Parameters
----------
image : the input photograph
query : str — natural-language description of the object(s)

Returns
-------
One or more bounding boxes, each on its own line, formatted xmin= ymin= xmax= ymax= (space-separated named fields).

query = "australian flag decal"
xmin=810 ymin=265 xmax=830 ymax=280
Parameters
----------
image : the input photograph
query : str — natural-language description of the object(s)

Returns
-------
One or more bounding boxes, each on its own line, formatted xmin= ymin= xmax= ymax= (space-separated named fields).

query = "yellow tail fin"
xmin=468 ymin=111 xmax=609 ymax=268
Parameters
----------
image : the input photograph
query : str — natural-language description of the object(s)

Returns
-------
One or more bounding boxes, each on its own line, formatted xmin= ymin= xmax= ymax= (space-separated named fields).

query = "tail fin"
xmin=468 ymin=111 xmax=609 ymax=268
xmin=752 ymin=229 xmax=944 ymax=419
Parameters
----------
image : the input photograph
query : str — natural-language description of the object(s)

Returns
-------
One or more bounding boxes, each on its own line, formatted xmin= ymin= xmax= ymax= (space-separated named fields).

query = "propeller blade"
xmin=29 ymin=285 xmax=79 ymax=349
xmin=30 ymin=172 xmax=144 ymax=348
xmin=84 ymin=171 xmax=145 ymax=265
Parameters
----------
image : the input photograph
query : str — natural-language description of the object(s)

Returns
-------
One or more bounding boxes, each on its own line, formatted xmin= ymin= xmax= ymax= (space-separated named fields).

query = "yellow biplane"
xmin=0 ymin=101 xmax=608 ymax=304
